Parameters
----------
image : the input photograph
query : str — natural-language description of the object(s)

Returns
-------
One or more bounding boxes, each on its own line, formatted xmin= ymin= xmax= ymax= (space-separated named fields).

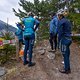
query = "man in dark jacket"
xmin=58 ymin=13 xmax=72 ymax=74
xmin=49 ymin=13 xmax=58 ymax=52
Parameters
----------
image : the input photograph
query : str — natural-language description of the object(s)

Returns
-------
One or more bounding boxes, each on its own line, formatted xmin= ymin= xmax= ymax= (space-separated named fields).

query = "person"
xmin=49 ymin=13 xmax=58 ymax=52
xmin=34 ymin=16 xmax=39 ymax=43
xmin=15 ymin=22 xmax=24 ymax=50
xmin=58 ymin=12 xmax=72 ymax=74
xmin=22 ymin=12 xmax=40 ymax=67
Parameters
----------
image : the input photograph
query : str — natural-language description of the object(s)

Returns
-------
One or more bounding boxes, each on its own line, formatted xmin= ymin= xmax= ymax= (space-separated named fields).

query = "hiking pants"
xmin=61 ymin=37 xmax=72 ymax=70
xmin=49 ymin=33 xmax=57 ymax=50
xmin=24 ymin=37 xmax=35 ymax=64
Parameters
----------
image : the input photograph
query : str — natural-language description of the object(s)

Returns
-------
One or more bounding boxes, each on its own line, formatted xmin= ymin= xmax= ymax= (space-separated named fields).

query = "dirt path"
xmin=2 ymin=40 xmax=80 ymax=80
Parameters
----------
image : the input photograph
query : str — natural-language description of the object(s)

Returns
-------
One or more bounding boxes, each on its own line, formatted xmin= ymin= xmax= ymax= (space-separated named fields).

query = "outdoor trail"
xmin=2 ymin=40 xmax=80 ymax=80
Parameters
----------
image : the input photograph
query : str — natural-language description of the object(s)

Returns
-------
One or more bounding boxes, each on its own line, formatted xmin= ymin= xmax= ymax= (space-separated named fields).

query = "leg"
xmin=19 ymin=39 xmax=23 ymax=51
xmin=59 ymin=44 xmax=71 ymax=74
xmin=54 ymin=34 xmax=57 ymax=50
xmin=28 ymin=39 xmax=35 ymax=67
xmin=28 ymin=39 xmax=34 ymax=64
xmin=63 ymin=45 xmax=70 ymax=71
xmin=49 ymin=33 xmax=53 ymax=50
xmin=24 ymin=39 xmax=29 ymax=64
xmin=58 ymin=39 xmax=60 ymax=49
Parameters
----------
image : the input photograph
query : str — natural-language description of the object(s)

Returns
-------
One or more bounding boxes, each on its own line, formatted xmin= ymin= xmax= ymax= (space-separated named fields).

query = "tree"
xmin=13 ymin=0 xmax=58 ymax=19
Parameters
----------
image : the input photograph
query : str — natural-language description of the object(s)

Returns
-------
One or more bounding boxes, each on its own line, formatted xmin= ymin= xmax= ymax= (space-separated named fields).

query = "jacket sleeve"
xmin=15 ymin=29 xmax=22 ymax=36
xmin=34 ymin=19 xmax=40 ymax=31
xmin=54 ymin=18 xmax=58 ymax=33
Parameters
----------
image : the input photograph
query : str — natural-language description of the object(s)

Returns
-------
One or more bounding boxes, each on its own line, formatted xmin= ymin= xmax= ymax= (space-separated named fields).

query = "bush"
xmin=0 ymin=32 xmax=16 ymax=64
xmin=68 ymin=13 xmax=80 ymax=33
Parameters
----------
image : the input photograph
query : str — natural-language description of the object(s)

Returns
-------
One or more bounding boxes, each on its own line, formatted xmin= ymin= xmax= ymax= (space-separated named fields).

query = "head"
xmin=58 ymin=12 xmax=64 ymax=20
xmin=63 ymin=11 xmax=69 ymax=17
xmin=34 ymin=16 xmax=38 ymax=19
xmin=52 ymin=12 xmax=56 ymax=17
xmin=16 ymin=22 xmax=21 ymax=27
xmin=16 ymin=22 xmax=24 ymax=29
xmin=27 ymin=12 xmax=34 ymax=17
xmin=50 ymin=12 xmax=56 ymax=19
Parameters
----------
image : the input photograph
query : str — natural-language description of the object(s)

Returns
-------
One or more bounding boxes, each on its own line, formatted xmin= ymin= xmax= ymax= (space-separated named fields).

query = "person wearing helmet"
xmin=22 ymin=12 xmax=40 ymax=67
xmin=49 ymin=12 xmax=58 ymax=52
xmin=58 ymin=12 xmax=72 ymax=74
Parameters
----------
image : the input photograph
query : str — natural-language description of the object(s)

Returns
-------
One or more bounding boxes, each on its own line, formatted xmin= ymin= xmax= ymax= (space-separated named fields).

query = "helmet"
xmin=34 ymin=16 xmax=38 ymax=19
xmin=27 ymin=12 xmax=34 ymax=17
xmin=57 ymin=8 xmax=64 ymax=15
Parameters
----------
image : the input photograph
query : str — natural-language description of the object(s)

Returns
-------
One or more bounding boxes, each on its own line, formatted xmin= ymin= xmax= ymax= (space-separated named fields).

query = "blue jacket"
xmin=15 ymin=24 xmax=23 ymax=40
xmin=58 ymin=17 xmax=72 ymax=41
xmin=49 ymin=16 xmax=58 ymax=34
xmin=22 ymin=16 xmax=40 ymax=38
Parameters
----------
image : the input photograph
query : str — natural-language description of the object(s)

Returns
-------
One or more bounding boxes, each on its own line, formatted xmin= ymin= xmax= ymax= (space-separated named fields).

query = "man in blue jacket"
xmin=58 ymin=12 xmax=72 ymax=74
xmin=22 ymin=12 xmax=40 ymax=67
xmin=49 ymin=13 xmax=58 ymax=52
xmin=15 ymin=23 xmax=24 ymax=50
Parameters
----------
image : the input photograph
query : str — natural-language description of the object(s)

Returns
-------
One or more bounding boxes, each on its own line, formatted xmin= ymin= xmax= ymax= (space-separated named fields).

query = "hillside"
xmin=0 ymin=20 xmax=17 ymax=33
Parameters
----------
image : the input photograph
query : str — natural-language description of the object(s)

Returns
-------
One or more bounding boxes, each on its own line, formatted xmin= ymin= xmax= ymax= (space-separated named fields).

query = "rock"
xmin=79 ymin=46 xmax=80 ymax=48
xmin=36 ymin=47 xmax=46 ymax=55
xmin=38 ymin=49 xmax=45 ymax=55
xmin=0 ymin=67 xmax=6 ymax=77
xmin=40 ymin=50 xmax=45 ymax=55
xmin=0 ymin=78 xmax=3 ymax=80
xmin=47 ymin=53 xmax=55 ymax=60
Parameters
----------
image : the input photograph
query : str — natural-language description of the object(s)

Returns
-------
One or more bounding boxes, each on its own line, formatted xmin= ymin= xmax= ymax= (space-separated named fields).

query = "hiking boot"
xmin=28 ymin=62 xmax=36 ymax=67
xmin=23 ymin=61 xmax=29 ymax=65
xmin=59 ymin=69 xmax=71 ymax=74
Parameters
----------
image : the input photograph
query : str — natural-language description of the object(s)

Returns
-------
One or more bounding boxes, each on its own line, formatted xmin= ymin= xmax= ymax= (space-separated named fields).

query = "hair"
xmin=58 ymin=14 xmax=64 ymax=18
xmin=50 ymin=12 xmax=56 ymax=18
xmin=52 ymin=12 xmax=56 ymax=17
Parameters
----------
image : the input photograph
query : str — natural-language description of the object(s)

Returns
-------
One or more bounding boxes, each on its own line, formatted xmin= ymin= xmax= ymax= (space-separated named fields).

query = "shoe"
xmin=48 ymin=49 xmax=56 ymax=52
xmin=59 ymin=69 xmax=71 ymax=74
xmin=23 ymin=61 xmax=29 ymax=65
xmin=28 ymin=62 xmax=36 ymax=67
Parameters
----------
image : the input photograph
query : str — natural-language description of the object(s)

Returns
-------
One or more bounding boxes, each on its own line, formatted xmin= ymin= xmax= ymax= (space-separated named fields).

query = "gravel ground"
xmin=1 ymin=40 xmax=80 ymax=80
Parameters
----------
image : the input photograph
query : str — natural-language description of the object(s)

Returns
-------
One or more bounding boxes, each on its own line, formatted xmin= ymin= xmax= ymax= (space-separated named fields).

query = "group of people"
xmin=49 ymin=11 xmax=72 ymax=74
xmin=15 ymin=11 xmax=72 ymax=74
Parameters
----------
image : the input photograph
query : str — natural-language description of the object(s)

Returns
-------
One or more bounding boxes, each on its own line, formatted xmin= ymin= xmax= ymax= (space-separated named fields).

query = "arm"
xmin=54 ymin=18 xmax=58 ymax=33
xmin=15 ymin=29 xmax=22 ymax=36
xmin=34 ymin=19 xmax=40 ymax=31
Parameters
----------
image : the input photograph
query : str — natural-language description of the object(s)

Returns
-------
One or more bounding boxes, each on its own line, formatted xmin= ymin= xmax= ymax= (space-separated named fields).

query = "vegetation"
xmin=68 ymin=13 xmax=80 ymax=33
xmin=13 ymin=0 xmax=80 ymax=40
xmin=0 ymin=31 xmax=16 ymax=64
xmin=13 ymin=0 xmax=58 ymax=19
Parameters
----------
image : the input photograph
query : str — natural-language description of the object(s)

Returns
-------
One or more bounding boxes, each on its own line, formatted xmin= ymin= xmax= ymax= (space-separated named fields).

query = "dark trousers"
xmin=49 ymin=33 xmax=57 ymax=50
xmin=19 ymin=39 xmax=23 ymax=50
xmin=24 ymin=38 xmax=34 ymax=64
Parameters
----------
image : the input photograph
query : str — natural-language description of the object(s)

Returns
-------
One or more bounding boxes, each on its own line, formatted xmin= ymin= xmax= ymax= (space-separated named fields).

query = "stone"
xmin=79 ymin=46 xmax=80 ymax=48
xmin=0 ymin=67 xmax=6 ymax=77
xmin=47 ymin=53 xmax=55 ymax=60
xmin=38 ymin=49 xmax=45 ymax=55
